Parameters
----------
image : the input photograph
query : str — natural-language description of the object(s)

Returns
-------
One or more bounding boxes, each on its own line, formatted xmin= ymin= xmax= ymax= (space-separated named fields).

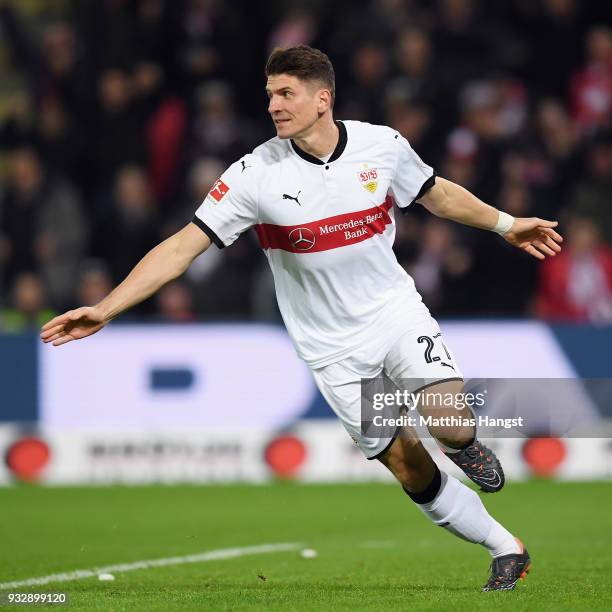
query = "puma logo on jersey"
xmin=240 ymin=160 xmax=252 ymax=173
xmin=283 ymin=190 xmax=302 ymax=206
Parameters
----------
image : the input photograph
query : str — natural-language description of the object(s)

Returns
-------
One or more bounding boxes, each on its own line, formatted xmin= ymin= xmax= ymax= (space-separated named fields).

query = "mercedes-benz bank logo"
xmin=288 ymin=227 xmax=316 ymax=251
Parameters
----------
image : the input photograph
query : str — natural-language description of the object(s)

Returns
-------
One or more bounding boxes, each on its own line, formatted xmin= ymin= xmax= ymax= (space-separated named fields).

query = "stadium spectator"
xmin=0 ymin=146 xmax=88 ymax=307
xmin=432 ymin=0 xmax=490 ymax=92
xmin=156 ymin=280 xmax=197 ymax=322
xmin=534 ymin=99 xmax=579 ymax=165
xmin=90 ymin=68 xmax=147 ymax=190
xmin=387 ymin=96 xmax=435 ymax=164
xmin=176 ymin=0 xmax=223 ymax=90
xmin=0 ymin=4 xmax=89 ymax=117
xmin=189 ymin=81 xmax=261 ymax=166
xmin=570 ymin=26 xmax=612 ymax=135
xmin=530 ymin=98 xmax=581 ymax=213
xmin=0 ymin=271 xmax=55 ymax=332
xmin=130 ymin=0 xmax=182 ymax=72
xmin=133 ymin=60 xmax=188 ymax=203
xmin=537 ymin=215 xmax=612 ymax=322
xmin=92 ymin=165 xmax=159 ymax=288
xmin=467 ymin=180 xmax=539 ymax=314
xmin=192 ymin=233 xmax=259 ymax=319
xmin=522 ymin=0 xmax=585 ymax=99
xmin=569 ymin=130 xmax=612 ymax=243
xmin=439 ymin=129 xmax=479 ymax=204
xmin=342 ymin=42 xmax=390 ymax=123
xmin=0 ymin=90 xmax=36 ymax=151
xmin=34 ymin=95 xmax=85 ymax=187
xmin=268 ymin=8 xmax=317 ymax=51
xmin=76 ymin=260 xmax=114 ymax=308
xmin=392 ymin=27 xmax=438 ymax=106
xmin=408 ymin=217 xmax=473 ymax=315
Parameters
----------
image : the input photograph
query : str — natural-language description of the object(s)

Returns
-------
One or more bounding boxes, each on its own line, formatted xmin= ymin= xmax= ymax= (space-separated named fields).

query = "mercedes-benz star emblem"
xmin=288 ymin=227 xmax=316 ymax=251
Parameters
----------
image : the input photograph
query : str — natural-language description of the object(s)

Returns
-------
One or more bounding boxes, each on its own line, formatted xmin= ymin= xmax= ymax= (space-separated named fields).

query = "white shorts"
xmin=311 ymin=315 xmax=463 ymax=460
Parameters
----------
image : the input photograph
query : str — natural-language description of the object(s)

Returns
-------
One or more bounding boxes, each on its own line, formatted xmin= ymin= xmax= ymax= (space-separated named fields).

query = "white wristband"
xmin=493 ymin=211 xmax=515 ymax=235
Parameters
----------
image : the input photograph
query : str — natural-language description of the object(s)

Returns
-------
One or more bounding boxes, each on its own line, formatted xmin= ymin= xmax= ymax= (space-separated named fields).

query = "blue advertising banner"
xmin=0 ymin=333 xmax=37 ymax=422
xmin=2 ymin=323 xmax=612 ymax=424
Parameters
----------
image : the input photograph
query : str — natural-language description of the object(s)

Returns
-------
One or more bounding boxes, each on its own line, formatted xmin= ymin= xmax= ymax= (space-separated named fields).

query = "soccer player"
xmin=41 ymin=46 xmax=562 ymax=591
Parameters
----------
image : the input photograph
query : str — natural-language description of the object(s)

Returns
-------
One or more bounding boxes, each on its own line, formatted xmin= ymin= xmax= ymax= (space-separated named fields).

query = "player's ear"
xmin=317 ymin=88 xmax=332 ymax=113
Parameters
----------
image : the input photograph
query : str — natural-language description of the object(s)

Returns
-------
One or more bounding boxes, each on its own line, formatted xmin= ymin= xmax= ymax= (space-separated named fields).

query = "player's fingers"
xmin=534 ymin=218 xmax=558 ymax=228
xmin=541 ymin=234 xmax=562 ymax=252
xmin=52 ymin=333 xmax=75 ymax=347
xmin=539 ymin=226 xmax=563 ymax=242
xmin=44 ymin=332 xmax=64 ymax=344
xmin=533 ymin=239 xmax=556 ymax=257
xmin=40 ymin=311 xmax=72 ymax=332
xmin=523 ymin=244 xmax=545 ymax=260
xmin=41 ymin=324 xmax=65 ymax=341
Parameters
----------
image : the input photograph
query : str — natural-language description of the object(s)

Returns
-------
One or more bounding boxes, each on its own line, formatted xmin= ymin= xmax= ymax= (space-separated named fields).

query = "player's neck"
xmin=292 ymin=117 xmax=339 ymax=159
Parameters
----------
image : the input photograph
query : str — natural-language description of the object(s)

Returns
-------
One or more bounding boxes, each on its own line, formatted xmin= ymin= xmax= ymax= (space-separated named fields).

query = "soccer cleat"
xmin=482 ymin=539 xmax=531 ymax=591
xmin=444 ymin=440 xmax=505 ymax=493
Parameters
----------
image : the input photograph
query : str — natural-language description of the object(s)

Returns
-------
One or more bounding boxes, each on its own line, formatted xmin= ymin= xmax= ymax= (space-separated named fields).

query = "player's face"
xmin=266 ymin=74 xmax=325 ymax=139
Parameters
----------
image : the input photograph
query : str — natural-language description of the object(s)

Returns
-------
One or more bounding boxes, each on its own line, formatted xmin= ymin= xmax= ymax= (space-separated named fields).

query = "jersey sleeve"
xmin=389 ymin=132 xmax=436 ymax=212
xmin=192 ymin=155 xmax=259 ymax=248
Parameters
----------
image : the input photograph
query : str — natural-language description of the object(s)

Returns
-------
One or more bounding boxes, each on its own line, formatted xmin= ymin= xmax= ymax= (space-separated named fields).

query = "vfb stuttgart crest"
xmin=357 ymin=166 xmax=378 ymax=193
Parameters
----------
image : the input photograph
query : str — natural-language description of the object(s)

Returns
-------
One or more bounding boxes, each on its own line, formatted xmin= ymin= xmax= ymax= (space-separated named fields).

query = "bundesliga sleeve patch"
xmin=207 ymin=179 xmax=230 ymax=203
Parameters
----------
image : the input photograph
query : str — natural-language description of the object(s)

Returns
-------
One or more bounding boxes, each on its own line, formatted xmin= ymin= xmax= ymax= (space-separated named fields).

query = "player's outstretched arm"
xmin=40 ymin=223 xmax=211 ymax=346
xmin=417 ymin=177 xmax=563 ymax=260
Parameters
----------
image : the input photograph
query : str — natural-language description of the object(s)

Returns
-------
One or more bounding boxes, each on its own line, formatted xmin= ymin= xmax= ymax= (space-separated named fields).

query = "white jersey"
xmin=193 ymin=120 xmax=435 ymax=368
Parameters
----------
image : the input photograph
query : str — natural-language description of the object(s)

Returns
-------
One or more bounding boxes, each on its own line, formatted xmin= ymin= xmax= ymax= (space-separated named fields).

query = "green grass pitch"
xmin=0 ymin=481 xmax=611 ymax=611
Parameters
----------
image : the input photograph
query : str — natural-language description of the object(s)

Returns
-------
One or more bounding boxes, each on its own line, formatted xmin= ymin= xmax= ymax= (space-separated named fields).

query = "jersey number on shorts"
xmin=418 ymin=335 xmax=451 ymax=364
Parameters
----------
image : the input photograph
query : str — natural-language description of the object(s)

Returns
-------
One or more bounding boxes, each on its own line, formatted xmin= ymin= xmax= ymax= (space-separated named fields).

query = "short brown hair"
xmin=265 ymin=45 xmax=335 ymax=105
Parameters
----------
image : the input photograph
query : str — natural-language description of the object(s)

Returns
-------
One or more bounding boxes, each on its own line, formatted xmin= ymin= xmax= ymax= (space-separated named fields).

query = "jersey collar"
xmin=290 ymin=120 xmax=347 ymax=165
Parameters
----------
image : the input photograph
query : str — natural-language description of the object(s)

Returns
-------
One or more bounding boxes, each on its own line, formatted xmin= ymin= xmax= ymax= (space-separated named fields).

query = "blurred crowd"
xmin=1 ymin=0 xmax=612 ymax=331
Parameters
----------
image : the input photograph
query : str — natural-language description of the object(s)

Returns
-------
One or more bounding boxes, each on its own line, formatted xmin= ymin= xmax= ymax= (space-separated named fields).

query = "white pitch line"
xmin=0 ymin=542 xmax=301 ymax=590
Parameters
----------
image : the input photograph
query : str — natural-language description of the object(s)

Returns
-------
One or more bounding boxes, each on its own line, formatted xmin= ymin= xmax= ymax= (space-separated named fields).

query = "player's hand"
xmin=502 ymin=217 xmax=563 ymax=260
xmin=40 ymin=306 xmax=107 ymax=347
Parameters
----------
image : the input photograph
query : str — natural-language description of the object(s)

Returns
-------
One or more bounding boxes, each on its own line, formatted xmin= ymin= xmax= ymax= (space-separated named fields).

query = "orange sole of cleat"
xmin=519 ymin=564 xmax=532 ymax=581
